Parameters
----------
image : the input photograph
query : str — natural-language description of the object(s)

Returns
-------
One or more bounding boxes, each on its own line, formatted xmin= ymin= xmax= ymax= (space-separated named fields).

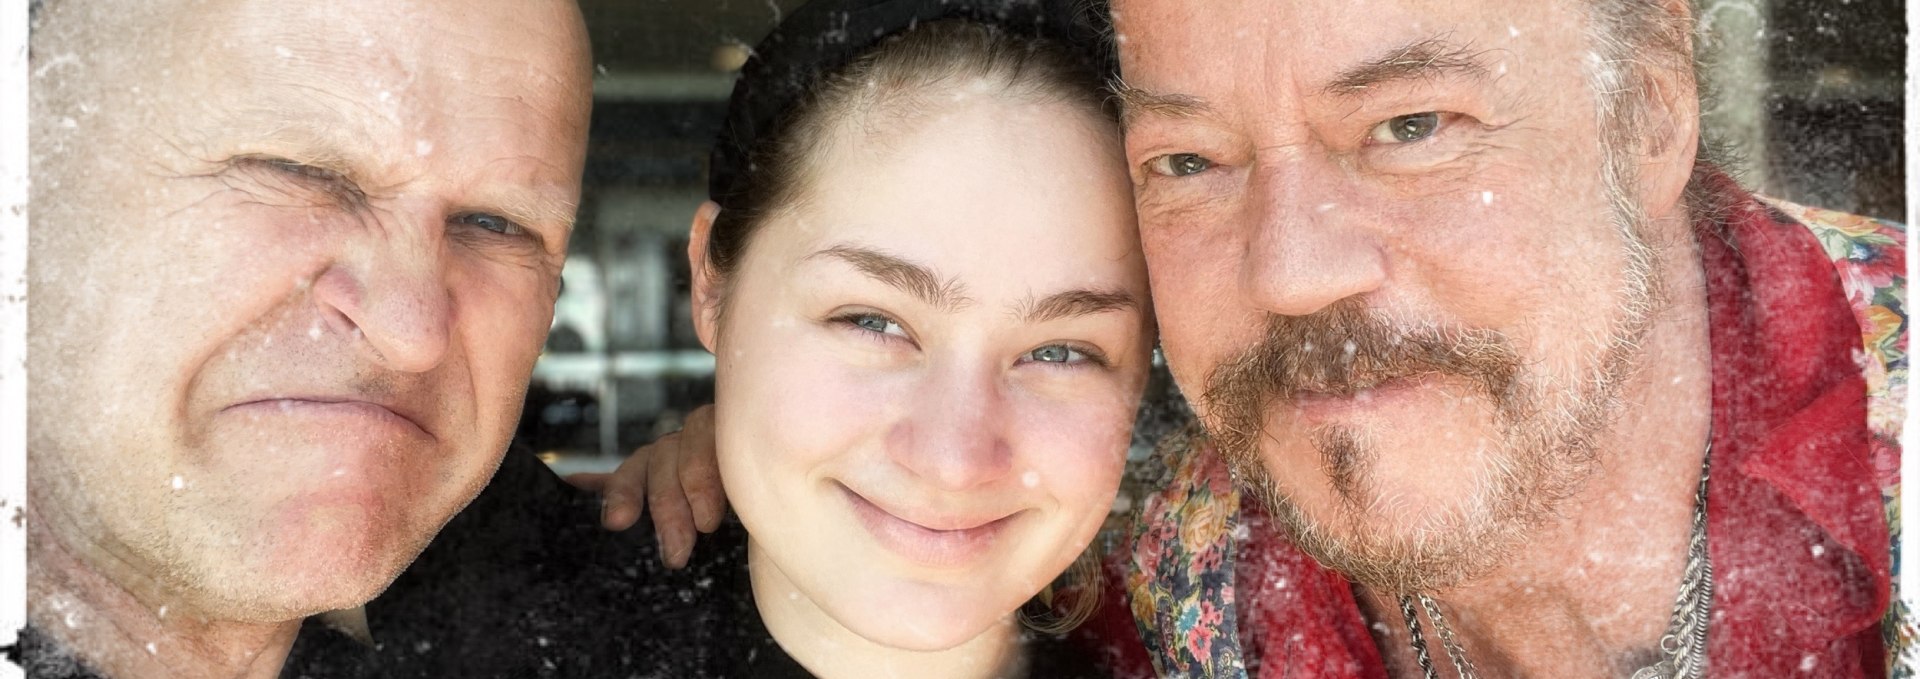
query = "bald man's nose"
xmin=312 ymin=236 xmax=452 ymax=374
xmin=1240 ymin=160 xmax=1387 ymax=317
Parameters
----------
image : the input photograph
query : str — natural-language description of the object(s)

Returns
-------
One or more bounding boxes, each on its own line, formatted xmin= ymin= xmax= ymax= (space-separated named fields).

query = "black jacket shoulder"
xmin=283 ymin=449 xmax=756 ymax=678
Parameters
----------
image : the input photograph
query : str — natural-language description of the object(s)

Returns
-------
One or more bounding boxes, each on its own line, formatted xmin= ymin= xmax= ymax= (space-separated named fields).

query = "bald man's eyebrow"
xmin=1021 ymin=289 xmax=1139 ymax=324
xmin=1110 ymin=78 xmax=1215 ymax=128
xmin=808 ymin=245 xmax=973 ymax=312
xmin=475 ymin=188 xmax=579 ymax=231
xmin=1323 ymin=37 xmax=1493 ymax=97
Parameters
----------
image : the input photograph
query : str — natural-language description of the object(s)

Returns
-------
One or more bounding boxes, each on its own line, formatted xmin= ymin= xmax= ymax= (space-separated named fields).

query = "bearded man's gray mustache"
xmin=1199 ymin=298 xmax=1526 ymax=458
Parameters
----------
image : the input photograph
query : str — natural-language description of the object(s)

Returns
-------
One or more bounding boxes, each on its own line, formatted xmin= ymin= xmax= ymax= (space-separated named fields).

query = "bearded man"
xmin=1108 ymin=0 xmax=1906 ymax=676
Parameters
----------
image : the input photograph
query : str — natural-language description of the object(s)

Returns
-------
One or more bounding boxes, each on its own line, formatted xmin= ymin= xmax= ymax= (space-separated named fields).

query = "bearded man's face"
xmin=1111 ymin=0 xmax=1692 ymax=591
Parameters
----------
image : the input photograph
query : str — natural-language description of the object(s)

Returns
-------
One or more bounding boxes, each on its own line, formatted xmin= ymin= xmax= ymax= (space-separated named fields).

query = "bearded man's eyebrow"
xmin=1322 ymin=36 xmax=1494 ymax=98
xmin=1110 ymin=77 xmax=1217 ymax=129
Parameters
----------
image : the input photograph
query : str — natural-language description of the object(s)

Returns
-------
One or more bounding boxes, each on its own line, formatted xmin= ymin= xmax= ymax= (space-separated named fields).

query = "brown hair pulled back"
xmin=703 ymin=19 xmax=1115 ymax=287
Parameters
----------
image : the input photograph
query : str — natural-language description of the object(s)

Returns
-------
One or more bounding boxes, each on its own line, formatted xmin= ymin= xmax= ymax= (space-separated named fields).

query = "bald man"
xmin=23 ymin=1 xmax=592 ymax=676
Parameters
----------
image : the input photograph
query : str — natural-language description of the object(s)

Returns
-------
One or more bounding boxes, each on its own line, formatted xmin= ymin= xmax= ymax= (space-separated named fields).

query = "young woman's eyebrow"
xmin=807 ymin=244 xmax=1136 ymax=322
xmin=806 ymin=244 xmax=975 ymax=312
xmin=1020 ymin=289 xmax=1139 ymax=324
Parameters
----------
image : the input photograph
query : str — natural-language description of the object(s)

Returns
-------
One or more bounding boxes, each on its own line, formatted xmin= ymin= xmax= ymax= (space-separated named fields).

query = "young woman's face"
xmin=698 ymin=87 xmax=1152 ymax=651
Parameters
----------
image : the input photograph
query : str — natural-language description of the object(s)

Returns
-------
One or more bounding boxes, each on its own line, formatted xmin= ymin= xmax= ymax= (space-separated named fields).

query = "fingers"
xmin=589 ymin=406 xmax=722 ymax=570
xmin=646 ymin=434 xmax=698 ymax=569
xmin=681 ymin=464 xmax=725 ymax=534
xmin=677 ymin=405 xmax=726 ymax=533
xmin=598 ymin=451 xmax=649 ymax=532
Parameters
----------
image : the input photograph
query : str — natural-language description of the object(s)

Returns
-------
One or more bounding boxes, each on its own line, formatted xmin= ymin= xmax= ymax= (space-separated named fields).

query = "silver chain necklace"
xmin=1399 ymin=447 xmax=1713 ymax=679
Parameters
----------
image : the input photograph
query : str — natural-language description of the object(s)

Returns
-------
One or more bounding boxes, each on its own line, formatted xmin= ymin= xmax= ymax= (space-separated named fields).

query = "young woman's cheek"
xmin=717 ymin=317 xmax=897 ymax=466
xmin=1007 ymin=382 xmax=1136 ymax=508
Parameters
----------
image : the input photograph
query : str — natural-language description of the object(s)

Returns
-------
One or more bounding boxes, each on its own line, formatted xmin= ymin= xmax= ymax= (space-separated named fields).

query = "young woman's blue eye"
xmin=1027 ymin=344 xmax=1099 ymax=365
xmin=842 ymin=313 xmax=906 ymax=337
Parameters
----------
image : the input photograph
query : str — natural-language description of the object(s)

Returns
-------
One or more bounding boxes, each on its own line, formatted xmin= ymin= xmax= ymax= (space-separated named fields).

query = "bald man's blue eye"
xmin=460 ymin=213 xmax=523 ymax=235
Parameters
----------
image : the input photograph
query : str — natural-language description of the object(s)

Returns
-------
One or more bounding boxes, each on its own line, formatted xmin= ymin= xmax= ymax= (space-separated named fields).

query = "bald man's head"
xmin=29 ymin=0 xmax=591 ymax=637
xmin=32 ymin=0 xmax=593 ymax=215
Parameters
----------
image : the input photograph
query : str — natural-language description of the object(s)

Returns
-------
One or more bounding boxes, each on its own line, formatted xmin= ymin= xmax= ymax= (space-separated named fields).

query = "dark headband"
xmin=707 ymin=0 xmax=1113 ymax=208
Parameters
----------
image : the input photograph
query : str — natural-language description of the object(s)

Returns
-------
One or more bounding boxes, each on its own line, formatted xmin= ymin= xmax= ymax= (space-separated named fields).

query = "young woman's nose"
xmin=886 ymin=361 xmax=1015 ymax=492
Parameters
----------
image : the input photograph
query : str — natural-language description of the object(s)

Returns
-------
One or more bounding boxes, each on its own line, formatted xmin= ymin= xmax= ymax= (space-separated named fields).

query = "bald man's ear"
xmin=687 ymin=201 xmax=724 ymax=354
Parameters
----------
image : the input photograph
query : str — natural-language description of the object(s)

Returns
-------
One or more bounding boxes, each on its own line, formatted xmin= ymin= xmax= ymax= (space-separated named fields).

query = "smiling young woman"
xmin=638 ymin=1 xmax=1154 ymax=676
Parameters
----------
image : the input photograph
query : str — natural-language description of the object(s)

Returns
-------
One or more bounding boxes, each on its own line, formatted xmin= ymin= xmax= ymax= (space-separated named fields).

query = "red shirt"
xmin=1090 ymin=176 xmax=1897 ymax=677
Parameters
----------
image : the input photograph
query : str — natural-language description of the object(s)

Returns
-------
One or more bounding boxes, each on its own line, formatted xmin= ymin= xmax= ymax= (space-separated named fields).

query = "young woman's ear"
xmin=687 ymin=200 xmax=724 ymax=354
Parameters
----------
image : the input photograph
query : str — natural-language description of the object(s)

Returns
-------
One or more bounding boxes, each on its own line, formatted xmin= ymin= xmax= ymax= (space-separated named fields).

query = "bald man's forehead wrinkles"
xmin=186 ymin=36 xmax=577 ymax=166
xmin=463 ymin=84 xmax=588 ymax=143
xmin=172 ymin=0 xmax=591 ymax=130
xmin=194 ymin=1 xmax=417 ymax=69
xmin=177 ymin=5 xmax=419 ymax=137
